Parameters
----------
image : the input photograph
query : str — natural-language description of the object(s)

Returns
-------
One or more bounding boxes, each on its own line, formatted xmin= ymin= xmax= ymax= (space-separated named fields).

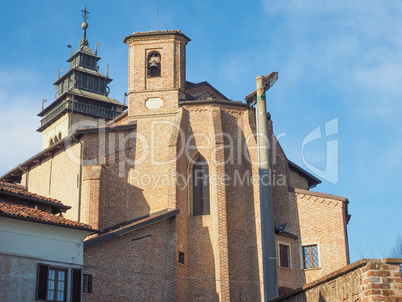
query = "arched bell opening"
xmin=147 ymin=52 xmax=161 ymax=77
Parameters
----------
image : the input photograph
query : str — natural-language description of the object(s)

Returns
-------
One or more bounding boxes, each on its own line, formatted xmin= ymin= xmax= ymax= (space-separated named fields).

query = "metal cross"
xmin=81 ymin=6 xmax=90 ymax=22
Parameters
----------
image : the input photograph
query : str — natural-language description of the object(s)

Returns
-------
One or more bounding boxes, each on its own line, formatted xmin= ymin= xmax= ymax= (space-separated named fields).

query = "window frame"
xmin=36 ymin=264 xmax=82 ymax=302
xmin=178 ymin=251 xmax=185 ymax=265
xmin=83 ymin=274 xmax=92 ymax=294
xmin=278 ymin=242 xmax=292 ymax=269
xmin=301 ymin=243 xmax=321 ymax=270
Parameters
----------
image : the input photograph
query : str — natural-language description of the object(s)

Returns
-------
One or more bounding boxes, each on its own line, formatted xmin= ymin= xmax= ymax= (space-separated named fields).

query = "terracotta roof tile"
xmin=0 ymin=181 xmax=63 ymax=205
xmin=0 ymin=201 xmax=93 ymax=230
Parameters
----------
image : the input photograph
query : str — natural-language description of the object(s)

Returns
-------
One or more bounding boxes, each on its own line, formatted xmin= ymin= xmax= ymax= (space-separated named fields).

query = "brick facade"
xmin=271 ymin=258 xmax=402 ymax=302
xmin=2 ymin=30 xmax=353 ymax=301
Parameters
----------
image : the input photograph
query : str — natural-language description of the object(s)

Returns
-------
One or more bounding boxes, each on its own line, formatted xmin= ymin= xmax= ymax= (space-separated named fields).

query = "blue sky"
xmin=0 ymin=0 xmax=401 ymax=262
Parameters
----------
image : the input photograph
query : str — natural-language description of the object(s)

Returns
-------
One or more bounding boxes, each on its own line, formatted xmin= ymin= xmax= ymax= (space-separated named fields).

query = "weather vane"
xmin=81 ymin=6 xmax=90 ymax=22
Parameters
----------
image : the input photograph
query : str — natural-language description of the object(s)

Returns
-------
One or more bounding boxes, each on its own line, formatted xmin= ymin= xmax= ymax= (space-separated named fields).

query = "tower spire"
xmin=80 ymin=6 xmax=90 ymax=46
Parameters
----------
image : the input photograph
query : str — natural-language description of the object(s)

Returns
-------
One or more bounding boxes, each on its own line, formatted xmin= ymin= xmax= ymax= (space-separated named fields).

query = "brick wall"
xmin=83 ymin=219 xmax=176 ymax=302
xmin=271 ymin=258 xmax=402 ymax=302
xmin=11 ymin=29 xmax=353 ymax=302
xmin=24 ymin=141 xmax=81 ymax=222
xmin=294 ymin=189 xmax=350 ymax=283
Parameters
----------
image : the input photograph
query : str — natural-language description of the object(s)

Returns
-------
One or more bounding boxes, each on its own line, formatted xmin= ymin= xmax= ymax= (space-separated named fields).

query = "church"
xmin=1 ymin=12 xmax=351 ymax=302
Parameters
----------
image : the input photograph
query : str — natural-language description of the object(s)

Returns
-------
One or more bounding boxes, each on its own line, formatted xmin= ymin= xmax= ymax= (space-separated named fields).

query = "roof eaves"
xmin=0 ymin=137 xmax=72 ymax=181
xmin=76 ymin=122 xmax=137 ymax=134
xmin=84 ymin=208 xmax=179 ymax=248
xmin=289 ymin=187 xmax=349 ymax=203
xmin=288 ymin=160 xmax=321 ymax=188
xmin=277 ymin=231 xmax=298 ymax=239
xmin=186 ymin=81 xmax=229 ymax=101
xmin=0 ymin=190 xmax=70 ymax=211
xmin=179 ymin=99 xmax=248 ymax=108
xmin=124 ymin=30 xmax=191 ymax=43
xmin=0 ymin=212 xmax=96 ymax=232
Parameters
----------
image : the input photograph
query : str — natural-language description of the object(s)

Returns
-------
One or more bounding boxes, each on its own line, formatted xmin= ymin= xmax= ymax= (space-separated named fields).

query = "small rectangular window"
xmin=100 ymin=80 xmax=105 ymax=94
xmin=303 ymin=244 xmax=319 ymax=269
xmin=178 ymin=251 xmax=185 ymax=265
xmin=94 ymin=78 xmax=100 ymax=92
xmin=279 ymin=244 xmax=291 ymax=268
xmin=88 ymin=76 xmax=94 ymax=91
xmin=83 ymin=274 xmax=92 ymax=293
xmin=82 ymin=74 xmax=87 ymax=89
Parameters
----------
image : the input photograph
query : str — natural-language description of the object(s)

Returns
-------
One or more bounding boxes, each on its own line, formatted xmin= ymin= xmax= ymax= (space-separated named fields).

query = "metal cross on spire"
xmin=81 ymin=6 xmax=90 ymax=22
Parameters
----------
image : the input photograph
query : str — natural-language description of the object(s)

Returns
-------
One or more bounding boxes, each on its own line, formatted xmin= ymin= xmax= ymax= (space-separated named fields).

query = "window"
xmin=178 ymin=251 xmax=185 ymax=265
xmin=94 ymin=78 xmax=100 ymax=92
xmin=88 ymin=76 xmax=94 ymax=90
xmin=83 ymin=274 xmax=92 ymax=293
xmin=81 ymin=74 xmax=87 ymax=89
xmin=279 ymin=243 xmax=291 ymax=268
xmin=147 ymin=52 xmax=161 ymax=77
xmin=303 ymin=244 xmax=319 ymax=269
xmin=192 ymin=157 xmax=210 ymax=215
xmin=100 ymin=80 xmax=105 ymax=94
xmin=36 ymin=264 xmax=82 ymax=302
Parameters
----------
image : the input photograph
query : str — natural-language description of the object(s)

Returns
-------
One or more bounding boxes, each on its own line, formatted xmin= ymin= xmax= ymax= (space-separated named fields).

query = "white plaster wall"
xmin=0 ymin=217 xmax=92 ymax=265
xmin=42 ymin=113 xmax=70 ymax=149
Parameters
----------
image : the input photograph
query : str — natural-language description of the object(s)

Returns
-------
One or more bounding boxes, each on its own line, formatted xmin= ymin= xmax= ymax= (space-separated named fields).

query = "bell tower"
xmin=37 ymin=7 xmax=126 ymax=150
xmin=123 ymin=30 xmax=191 ymax=117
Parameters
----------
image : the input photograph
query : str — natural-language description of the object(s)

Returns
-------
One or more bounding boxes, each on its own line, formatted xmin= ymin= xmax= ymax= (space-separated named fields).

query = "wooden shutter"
xmin=36 ymin=264 xmax=48 ymax=300
xmin=71 ymin=269 xmax=82 ymax=302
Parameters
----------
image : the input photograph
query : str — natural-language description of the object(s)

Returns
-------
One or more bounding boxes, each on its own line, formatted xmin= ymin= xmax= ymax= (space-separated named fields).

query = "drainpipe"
xmin=256 ymin=75 xmax=278 ymax=301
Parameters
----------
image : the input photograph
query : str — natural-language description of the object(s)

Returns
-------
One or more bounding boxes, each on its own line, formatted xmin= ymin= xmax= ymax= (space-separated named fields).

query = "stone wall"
xmin=271 ymin=258 xmax=402 ymax=302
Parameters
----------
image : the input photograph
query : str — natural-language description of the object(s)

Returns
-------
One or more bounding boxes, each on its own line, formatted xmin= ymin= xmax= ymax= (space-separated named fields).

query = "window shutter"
xmin=37 ymin=264 xmax=48 ymax=300
xmin=71 ymin=269 xmax=82 ymax=302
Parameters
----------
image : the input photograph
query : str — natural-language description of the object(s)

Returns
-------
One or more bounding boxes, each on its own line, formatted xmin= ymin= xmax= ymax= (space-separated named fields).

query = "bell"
xmin=149 ymin=60 xmax=158 ymax=69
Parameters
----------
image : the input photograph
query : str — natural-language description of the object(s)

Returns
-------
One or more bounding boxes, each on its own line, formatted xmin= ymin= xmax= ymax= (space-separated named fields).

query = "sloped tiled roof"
xmin=0 ymin=202 xmax=93 ymax=231
xmin=0 ymin=181 xmax=63 ymax=206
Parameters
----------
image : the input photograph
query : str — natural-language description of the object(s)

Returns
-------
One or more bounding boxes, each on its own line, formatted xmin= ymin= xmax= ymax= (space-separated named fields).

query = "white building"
xmin=0 ymin=181 xmax=95 ymax=302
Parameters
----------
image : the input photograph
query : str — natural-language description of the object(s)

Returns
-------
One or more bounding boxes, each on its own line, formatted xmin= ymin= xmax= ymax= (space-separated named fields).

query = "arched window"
xmin=147 ymin=52 xmax=161 ymax=77
xmin=192 ymin=157 xmax=210 ymax=215
xmin=58 ymin=132 xmax=62 ymax=141
xmin=54 ymin=136 xmax=59 ymax=143
xmin=49 ymin=138 xmax=54 ymax=146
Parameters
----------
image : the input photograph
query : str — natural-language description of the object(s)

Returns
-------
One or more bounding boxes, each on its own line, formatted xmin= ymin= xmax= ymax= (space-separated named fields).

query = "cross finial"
xmin=81 ymin=6 xmax=90 ymax=22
